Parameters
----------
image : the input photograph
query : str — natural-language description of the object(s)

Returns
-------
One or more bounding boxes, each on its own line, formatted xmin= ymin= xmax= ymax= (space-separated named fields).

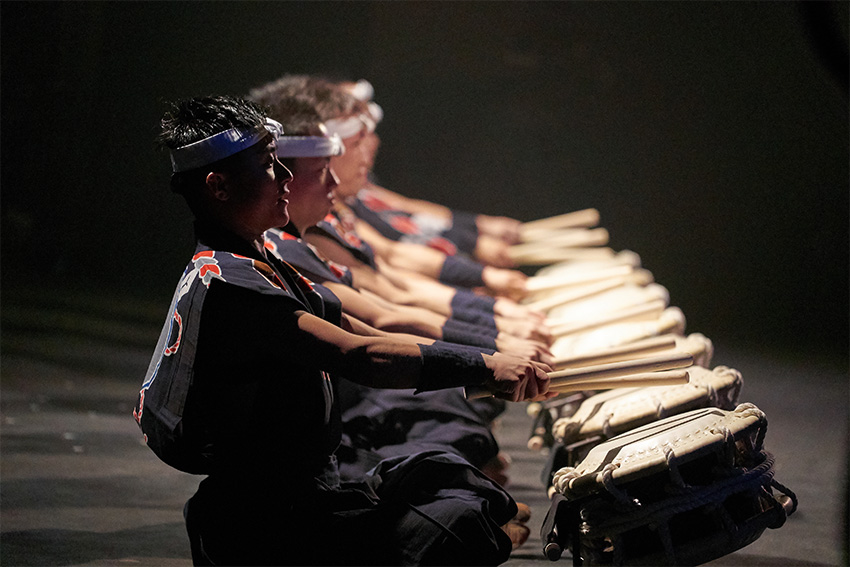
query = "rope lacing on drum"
xmin=551 ymin=467 xmax=578 ymax=495
xmin=705 ymin=382 xmax=719 ymax=407
xmin=601 ymin=463 xmax=640 ymax=508
xmin=553 ymin=419 xmax=579 ymax=444
xmin=601 ymin=416 xmax=614 ymax=439
xmin=720 ymin=426 xmax=736 ymax=468
xmin=655 ymin=400 xmax=668 ymax=420
xmin=733 ymin=403 xmax=768 ymax=453
xmin=664 ymin=445 xmax=688 ymax=489
xmin=581 ymin=451 xmax=779 ymax=537
xmin=726 ymin=368 xmax=744 ymax=408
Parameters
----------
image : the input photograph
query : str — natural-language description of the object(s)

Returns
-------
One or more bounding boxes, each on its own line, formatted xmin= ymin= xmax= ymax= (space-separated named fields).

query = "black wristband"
xmin=449 ymin=308 xmax=498 ymax=331
xmin=450 ymin=291 xmax=496 ymax=314
xmin=416 ymin=341 xmax=493 ymax=393
xmin=438 ymin=255 xmax=486 ymax=288
xmin=446 ymin=210 xmax=480 ymax=256
xmin=441 ymin=319 xmax=498 ymax=350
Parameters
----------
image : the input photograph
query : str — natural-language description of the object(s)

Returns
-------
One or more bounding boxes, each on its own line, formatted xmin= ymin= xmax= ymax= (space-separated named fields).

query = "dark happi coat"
xmin=351 ymin=188 xmax=479 ymax=257
xmin=309 ymin=206 xmax=378 ymax=268
xmin=263 ymin=224 xmax=503 ymax=478
xmin=264 ymin=226 xmax=354 ymax=287
xmin=134 ymin=221 xmax=516 ymax=566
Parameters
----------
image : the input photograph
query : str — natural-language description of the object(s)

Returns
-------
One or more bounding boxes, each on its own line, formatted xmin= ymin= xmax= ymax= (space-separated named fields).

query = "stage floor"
xmin=1 ymin=287 xmax=846 ymax=566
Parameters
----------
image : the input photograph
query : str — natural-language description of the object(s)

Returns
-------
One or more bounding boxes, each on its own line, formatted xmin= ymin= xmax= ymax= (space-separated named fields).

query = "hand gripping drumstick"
xmin=465 ymin=351 xmax=693 ymax=399
xmin=520 ymin=208 xmax=601 ymax=234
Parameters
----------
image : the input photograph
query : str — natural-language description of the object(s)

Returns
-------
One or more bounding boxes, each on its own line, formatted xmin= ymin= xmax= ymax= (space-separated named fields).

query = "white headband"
xmin=324 ymin=115 xmax=366 ymax=139
xmin=360 ymin=114 xmax=376 ymax=135
xmin=276 ymin=134 xmax=345 ymax=158
xmin=170 ymin=118 xmax=283 ymax=173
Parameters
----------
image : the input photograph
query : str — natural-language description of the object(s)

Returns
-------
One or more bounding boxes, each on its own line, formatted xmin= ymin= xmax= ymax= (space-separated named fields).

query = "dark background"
xmin=2 ymin=1 xmax=847 ymax=363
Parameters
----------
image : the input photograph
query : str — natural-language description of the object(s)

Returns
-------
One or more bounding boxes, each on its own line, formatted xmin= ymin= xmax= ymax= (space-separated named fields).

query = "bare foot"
xmin=481 ymin=452 xmax=512 ymax=487
xmin=501 ymin=501 xmax=532 ymax=550
xmin=514 ymin=502 xmax=531 ymax=523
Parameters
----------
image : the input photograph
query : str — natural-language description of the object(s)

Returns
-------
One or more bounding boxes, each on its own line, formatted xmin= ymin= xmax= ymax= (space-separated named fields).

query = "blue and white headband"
xmin=170 ymin=118 xmax=283 ymax=173
xmin=276 ymin=133 xmax=345 ymax=158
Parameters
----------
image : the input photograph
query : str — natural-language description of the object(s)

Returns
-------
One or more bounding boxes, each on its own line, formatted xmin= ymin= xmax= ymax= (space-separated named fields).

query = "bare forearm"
xmin=295 ymin=311 xmax=551 ymax=400
xmin=367 ymin=236 xmax=446 ymax=279
xmin=369 ymin=263 xmax=456 ymax=315
xmin=298 ymin=311 xmax=423 ymax=388
xmin=365 ymin=184 xmax=453 ymax=220
xmin=356 ymin=290 xmax=450 ymax=338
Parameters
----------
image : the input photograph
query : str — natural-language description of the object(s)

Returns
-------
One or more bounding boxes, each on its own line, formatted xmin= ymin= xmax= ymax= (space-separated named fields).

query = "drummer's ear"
xmin=205 ymin=171 xmax=229 ymax=201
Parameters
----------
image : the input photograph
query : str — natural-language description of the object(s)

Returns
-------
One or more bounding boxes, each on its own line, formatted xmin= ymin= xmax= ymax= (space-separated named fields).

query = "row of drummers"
xmin=501 ymin=208 xmax=799 ymax=565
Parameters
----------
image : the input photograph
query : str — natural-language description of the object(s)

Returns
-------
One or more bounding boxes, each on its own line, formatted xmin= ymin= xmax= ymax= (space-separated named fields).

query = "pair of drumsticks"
xmin=467 ymin=210 xmax=695 ymax=399
xmin=511 ymin=209 xmax=612 ymax=265
xmin=466 ymin=337 xmax=693 ymax=399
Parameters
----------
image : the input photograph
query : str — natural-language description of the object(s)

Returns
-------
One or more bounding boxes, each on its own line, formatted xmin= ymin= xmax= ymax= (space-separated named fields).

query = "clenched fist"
xmin=481 ymin=352 xmax=556 ymax=402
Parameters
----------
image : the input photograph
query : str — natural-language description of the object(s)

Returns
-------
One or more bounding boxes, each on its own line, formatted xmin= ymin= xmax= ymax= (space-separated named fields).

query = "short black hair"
xmin=157 ymin=95 xmax=267 ymax=150
xmin=157 ymin=95 xmax=268 ymax=195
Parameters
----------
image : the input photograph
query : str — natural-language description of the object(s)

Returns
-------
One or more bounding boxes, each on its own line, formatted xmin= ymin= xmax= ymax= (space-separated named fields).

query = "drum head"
xmin=554 ymin=403 xmax=765 ymax=498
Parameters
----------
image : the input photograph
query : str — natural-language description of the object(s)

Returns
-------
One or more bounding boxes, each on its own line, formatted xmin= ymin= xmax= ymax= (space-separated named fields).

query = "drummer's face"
xmin=287 ymin=156 xmax=340 ymax=230
xmin=330 ymin=123 xmax=369 ymax=199
xmin=220 ymin=136 xmax=293 ymax=237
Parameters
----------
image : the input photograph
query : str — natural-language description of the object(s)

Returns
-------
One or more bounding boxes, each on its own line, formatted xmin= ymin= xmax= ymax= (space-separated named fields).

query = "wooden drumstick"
xmin=533 ymin=248 xmax=642 ymax=276
xmin=509 ymin=247 xmax=616 ymax=266
xmin=547 ymin=308 xmax=685 ymax=360
xmin=465 ymin=352 xmax=693 ymax=399
xmin=674 ymin=333 xmax=714 ymax=367
xmin=524 ymin=269 xmax=655 ymax=311
xmin=520 ymin=208 xmax=600 ymax=233
xmin=510 ymin=228 xmax=610 ymax=255
xmin=525 ymin=278 xmax=627 ymax=311
xmin=547 ymin=351 xmax=692 ymax=386
xmin=549 ymin=299 xmax=667 ymax=337
xmin=519 ymin=227 xmax=600 ymax=244
xmin=519 ymin=227 xmax=594 ymax=244
xmin=526 ymin=264 xmax=633 ymax=293
xmin=551 ymin=335 xmax=677 ymax=368
xmin=508 ymin=228 xmax=609 ymax=260
xmin=549 ymin=369 xmax=690 ymax=393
